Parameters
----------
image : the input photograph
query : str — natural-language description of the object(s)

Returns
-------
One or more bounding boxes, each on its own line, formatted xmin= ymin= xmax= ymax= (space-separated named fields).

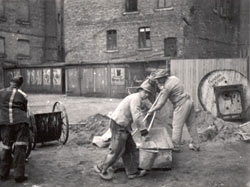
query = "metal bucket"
xmin=139 ymin=149 xmax=158 ymax=170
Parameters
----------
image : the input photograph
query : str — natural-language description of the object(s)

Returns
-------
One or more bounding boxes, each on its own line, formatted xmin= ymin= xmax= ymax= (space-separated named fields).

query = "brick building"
xmin=239 ymin=0 xmax=250 ymax=58
xmin=0 ymin=0 xmax=64 ymax=88
xmin=64 ymin=0 xmax=242 ymax=64
xmin=63 ymin=0 xmax=247 ymax=97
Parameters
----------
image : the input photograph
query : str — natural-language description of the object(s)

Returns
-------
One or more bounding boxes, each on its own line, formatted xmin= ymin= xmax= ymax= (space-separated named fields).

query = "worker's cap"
xmin=138 ymin=79 xmax=154 ymax=93
xmin=10 ymin=75 xmax=23 ymax=87
xmin=151 ymin=69 xmax=169 ymax=80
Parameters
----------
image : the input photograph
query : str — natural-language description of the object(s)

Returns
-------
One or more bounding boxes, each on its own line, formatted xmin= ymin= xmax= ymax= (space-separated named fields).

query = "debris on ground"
xmin=191 ymin=110 xmax=244 ymax=142
xmin=68 ymin=108 xmax=250 ymax=147
xmin=69 ymin=113 xmax=110 ymax=146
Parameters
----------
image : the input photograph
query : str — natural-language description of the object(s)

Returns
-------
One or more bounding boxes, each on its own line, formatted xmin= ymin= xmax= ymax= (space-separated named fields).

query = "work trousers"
xmin=172 ymin=98 xmax=200 ymax=146
xmin=0 ymin=123 xmax=29 ymax=179
xmin=100 ymin=120 xmax=138 ymax=175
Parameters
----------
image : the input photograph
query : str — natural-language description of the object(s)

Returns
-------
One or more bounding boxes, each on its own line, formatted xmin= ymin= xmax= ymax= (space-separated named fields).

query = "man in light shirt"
xmin=148 ymin=69 xmax=200 ymax=152
xmin=94 ymin=79 xmax=154 ymax=180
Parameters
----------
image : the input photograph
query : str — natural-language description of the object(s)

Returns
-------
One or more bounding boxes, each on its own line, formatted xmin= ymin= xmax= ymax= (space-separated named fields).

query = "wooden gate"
xmin=66 ymin=65 xmax=109 ymax=97
xmin=80 ymin=67 xmax=108 ymax=97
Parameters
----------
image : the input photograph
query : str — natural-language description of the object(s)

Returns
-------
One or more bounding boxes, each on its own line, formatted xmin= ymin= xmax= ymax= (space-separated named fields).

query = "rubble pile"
xmin=68 ymin=109 xmax=248 ymax=146
xmin=192 ymin=110 xmax=243 ymax=142
xmin=69 ymin=113 xmax=110 ymax=145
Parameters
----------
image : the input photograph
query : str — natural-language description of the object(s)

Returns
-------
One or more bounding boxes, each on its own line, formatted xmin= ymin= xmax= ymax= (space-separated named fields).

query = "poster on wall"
xmin=53 ymin=69 xmax=61 ymax=86
xmin=36 ymin=69 xmax=42 ymax=85
xmin=31 ymin=69 xmax=36 ymax=85
xmin=26 ymin=70 xmax=31 ymax=85
xmin=111 ymin=68 xmax=125 ymax=86
xmin=43 ymin=69 xmax=51 ymax=86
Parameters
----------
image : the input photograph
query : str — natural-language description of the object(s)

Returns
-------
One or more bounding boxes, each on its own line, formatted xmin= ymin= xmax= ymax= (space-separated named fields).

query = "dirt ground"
xmin=1 ymin=94 xmax=250 ymax=187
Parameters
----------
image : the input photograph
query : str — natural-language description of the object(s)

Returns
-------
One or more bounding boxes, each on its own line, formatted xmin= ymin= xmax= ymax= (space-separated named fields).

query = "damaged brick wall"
xmin=183 ymin=0 xmax=240 ymax=58
xmin=0 ymin=0 xmax=60 ymax=65
xmin=64 ymin=0 xmax=190 ymax=64
xmin=64 ymin=0 xmax=241 ymax=64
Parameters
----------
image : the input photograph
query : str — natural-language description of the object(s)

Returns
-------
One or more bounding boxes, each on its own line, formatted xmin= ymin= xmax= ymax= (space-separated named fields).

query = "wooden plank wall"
xmin=170 ymin=58 xmax=248 ymax=109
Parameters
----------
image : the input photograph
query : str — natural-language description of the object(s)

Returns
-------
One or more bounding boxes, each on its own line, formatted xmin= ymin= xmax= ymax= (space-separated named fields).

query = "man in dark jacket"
xmin=0 ymin=75 xmax=30 ymax=183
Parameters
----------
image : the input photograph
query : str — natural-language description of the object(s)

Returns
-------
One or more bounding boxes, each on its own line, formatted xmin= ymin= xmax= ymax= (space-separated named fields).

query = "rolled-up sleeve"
xmin=130 ymin=97 xmax=147 ymax=131
xmin=150 ymin=88 xmax=170 ymax=111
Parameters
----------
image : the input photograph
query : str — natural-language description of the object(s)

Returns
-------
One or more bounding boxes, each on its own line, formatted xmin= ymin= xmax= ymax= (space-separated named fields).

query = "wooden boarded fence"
xmin=170 ymin=58 xmax=249 ymax=109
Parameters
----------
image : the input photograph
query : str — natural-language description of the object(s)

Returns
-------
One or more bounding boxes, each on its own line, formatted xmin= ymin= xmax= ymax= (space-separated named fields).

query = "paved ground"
xmin=0 ymin=94 xmax=250 ymax=187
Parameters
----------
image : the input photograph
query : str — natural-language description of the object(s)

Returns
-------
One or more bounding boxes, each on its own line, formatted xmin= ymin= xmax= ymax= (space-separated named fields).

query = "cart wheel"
xmin=52 ymin=101 xmax=69 ymax=145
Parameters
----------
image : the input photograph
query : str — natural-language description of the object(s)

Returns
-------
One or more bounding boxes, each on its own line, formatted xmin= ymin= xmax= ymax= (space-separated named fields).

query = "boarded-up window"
xmin=107 ymin=30 xmax=117 ymax=50
xmin=157 ymin=0 xmax=173 ymax=9
xmin=16 ymin=0 xmax=30 ymax=23
xmin=125 ymin=0 xmax=137 ymax=12
xmin=0 ymin=37 xmax=5 ymax=57
xmin=164 ymin=37 xmax=177 ymax=57
xmin=0 ymin=0 xmax=5 ymax=18
xmin=17 ymin=39 xmax=30 ymax=58
xmin=139 ymin=27 xmax=151 ymax=48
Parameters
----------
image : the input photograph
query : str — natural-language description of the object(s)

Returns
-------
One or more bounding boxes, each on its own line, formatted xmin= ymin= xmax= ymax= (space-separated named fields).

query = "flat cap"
xmin=138 ymin=79 xmax=154 ymax=93
xmin=151 ymin=69 xmax=169 ymax=79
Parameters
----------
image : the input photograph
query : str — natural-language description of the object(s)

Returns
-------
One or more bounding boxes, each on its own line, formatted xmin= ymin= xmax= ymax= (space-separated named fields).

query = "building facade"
xmin=63 ymin=0 xmax=245 ymax=97
xmin=0 ymin=0 xmax=64 ymax=88
xmin=238 ymin=0 xmax=250 ymax=58
xmin=64 ymin=0 xmax=241 ymax=65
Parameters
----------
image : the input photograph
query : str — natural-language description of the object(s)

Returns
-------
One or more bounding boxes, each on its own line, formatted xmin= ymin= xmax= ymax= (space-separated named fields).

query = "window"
xmin=125 ymin=0 xmax=137 ymax=12
xmin=57 ymin=13 xmax=61 ymax=24
xmin=164 ymin=37 xmax=177 ymax=57
xmin=157 ymin=0 xmax=173 ymax=9
xmin=138 ymin=27 xmax=151 ymax=48
xmin=0 ymin=37 xmax=5 ymax=58
xmin=213 ymin=0 xmax=233 ymax=18
xmin=0 ymin=0 xmax=6 ymax=21
xmin=107 ymin=30 xmax=117 ymax=50
xmin=16 ymin=0 xmax=30 ymax=24
xmin=220 ymin=0 xmax=233 ymax=18
xmin=17 ymin=39 xmax=30 ymax=59
xmin=213 ymin=0 xmax=219 ymax=13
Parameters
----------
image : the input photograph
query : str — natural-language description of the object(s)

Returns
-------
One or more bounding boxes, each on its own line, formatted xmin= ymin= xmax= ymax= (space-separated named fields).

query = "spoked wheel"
xmin=52 ymin=101 xmax=69 ymax=145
